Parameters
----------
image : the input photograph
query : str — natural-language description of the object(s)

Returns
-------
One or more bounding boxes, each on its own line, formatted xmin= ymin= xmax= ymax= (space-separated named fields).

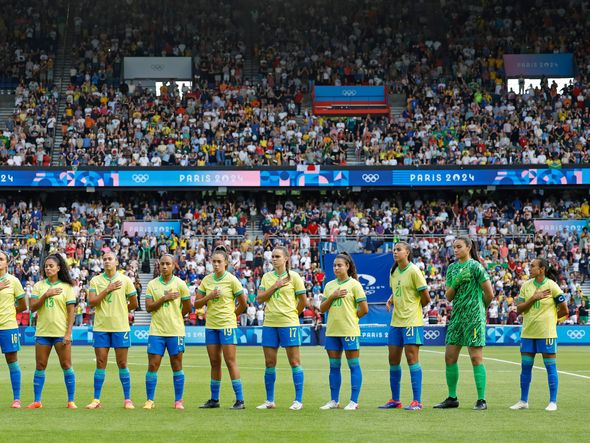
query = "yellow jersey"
xmin=518 ymin=278 xmax=564 ymax=339
xmin=389 ymin=263 xmax=428 ymax=327
xmin=31 ymin=279 xmax=76 ymax=337
xmin=89 ymin=272 xmax=137 ymax=332
xmin=197 ymin=271 xmax=244 ymax=329
xmin=146 ymin=275 xmax=190 ymax=336
xmin=0 ymin=273 xmax=25 ymax=330
xmin=259 ymin=270 xmax=306 ymax=327
xmin=323 ymin=277 xmax=366 ymax=336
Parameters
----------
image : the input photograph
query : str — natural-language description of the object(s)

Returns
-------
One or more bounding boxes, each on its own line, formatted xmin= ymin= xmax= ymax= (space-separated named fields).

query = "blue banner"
xmin=122 ymin=220 xmax=182 ymax=237
xmin=504 ymin=53 xmax=574 ymax=77
xmin=534 ymin=219 xmax=588 ymax=234
xmin=323 ymin=253 xmax=392 ymax=303
xmin=313 ymin=86 xmax=386 ymax=103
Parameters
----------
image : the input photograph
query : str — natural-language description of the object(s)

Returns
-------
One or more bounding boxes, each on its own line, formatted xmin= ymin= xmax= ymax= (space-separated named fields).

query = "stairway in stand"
xmin=134 ymin=259 xmax=156 ymax=326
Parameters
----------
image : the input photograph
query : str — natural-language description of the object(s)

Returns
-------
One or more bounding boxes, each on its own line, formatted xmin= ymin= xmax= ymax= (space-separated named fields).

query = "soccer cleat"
xmin=404 ymin=400 xmax=423 ymax=410
xmin=378 ymin=399 xmax=402 ymax=409
xmin=320 ymin=400 xmax=340 ymax=410
xmin=66 ymin=402 xmax=78 ymax=409
xmin=256 ymin=401 xmax=276 ymax=409
xmin=230 ymin=400 xmax=245 ymax=410
xmin=473 ymin=399 xmax=487 ymax=410
xmin=289 ymin=401 xmax=303 ymax=410
xmin=433 ymin=397 xmax=459 ymax=409
xmin=26 ymin=401 xmax=43 ymax=409
xmin=85 ymin=399 xmax=101 ymax=409
xmin=509 ymin=401 xmax=529 ymax=410
xmin=11 ymin=400 xmax=21 ymax=409
xmin=199 ymin=399 xmax=220 ymax=409
xmin=123 ymin=400 xmax=135 ymax=409
xmin=142 ymin=400 xmax=155 ymax=410
xmin=174 ymin=400 xmax=184 ymax=410
xmin=343 ymin=401 xmax=359 ymax=410
xmin=545 ymin=402 xmax=557 ymax=412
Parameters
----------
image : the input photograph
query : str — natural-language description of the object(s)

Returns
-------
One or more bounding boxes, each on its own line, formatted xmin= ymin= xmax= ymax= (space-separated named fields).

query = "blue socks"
xmin=292 ymin=366 xmax=304 ymax=403
xmin=232 ymin=379 xmax=244 ymax=402
xmin=264 ymin=368 xmax=276 ymax=402
xmin=210 ymin=379 xmax=221 ymax=401
xmin=93 ymin=368 xmax=106 ymax=400
xmin=119 ymin=367 xmax=131 ymax=400
xmin=390 ymin=364 xmax=402 ymax=401
xmin=33 ymin=369 xmax=45 ymax=402
xmin=520 ymin=355 xmax=534 ymax=402
xmin=409 ymin=362 xmax=423 ymax=403
xmin=63 ymin=368 xmax=76 ymax=402
xmin=145 ymin=371 xmax=158 ymax=401
xmin=8 ymin=362 xmax=21 ymax=401
xmin=544 ymin=357 xmax=558 ymax=403
xmin=329 ymin=358 xmax=342 ymax=402
xmin=173 ymin=370 xmax=184 ymax=402
xmin=348 ymin=358 xmax=362 ymax=403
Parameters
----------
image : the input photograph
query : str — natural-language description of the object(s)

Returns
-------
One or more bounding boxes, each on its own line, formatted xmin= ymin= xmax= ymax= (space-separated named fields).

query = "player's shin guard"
xmin=119 ymin=367 xmax=131 ymax=400
xmin=390 ymin=364 xmax=402 ymax=401
xmin=329 ymin=358 xmax=342 ymax=402
xmin=291 ymin=366 xmax=304 ymax=403
xmin=63 ymin=368 xmax=76 ymax=402
xmin=446 ymin=363 xmax=459 ymax=398
xmin=347 ymin=358 xmax=362 ymax=404
xmin=520 ymin=355 xmax=534 ymax=402
xmin=8 ymin=362 xmax=21 ymax=400
xmin=472 ymin=364 xmax=487 ymax=400
xmin=145 ymin=371 xmax=158 ymax=401
xmin=173 ymin=370 xmax=184 ymax=402
xmin=231 ymin=379 xmax=244 ymax=402
xmin=543 ymin=358 xmax=558 ymax=403
xmin=210 ymin=379 xmax=221 ymax=401
xmin=409 ymin=362 xmax=422 ymax=403
xmin=33 ymin=370 xmax=46 ymax=402
xmin=93 ymin=368 xmax=106 ymax=400
xmin=264 ymin=367 xmax=276 ymax=402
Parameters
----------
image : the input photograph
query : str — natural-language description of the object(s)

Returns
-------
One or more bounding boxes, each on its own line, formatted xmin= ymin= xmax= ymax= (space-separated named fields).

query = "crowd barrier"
xmin=17 ymin=325 xmax=590 ymax=346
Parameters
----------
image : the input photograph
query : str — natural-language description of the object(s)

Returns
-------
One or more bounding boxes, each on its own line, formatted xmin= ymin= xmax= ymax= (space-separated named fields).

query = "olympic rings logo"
xmin=342 ymin=90 xmax=357 ymax=97
xmin=361 ymin=174 xmax=380 ymax=183
xmin=134 ymin=330 xmax=149 ymax=339
xmin=566 ymin=330 xmax=586 ymax=340
xmin=150 ymin=64 xmax=165 ymax=71
xmin=131 ymin=174 xmax=150 ymax=184
xmin=423 ymin=330 xmax=441 ymax=340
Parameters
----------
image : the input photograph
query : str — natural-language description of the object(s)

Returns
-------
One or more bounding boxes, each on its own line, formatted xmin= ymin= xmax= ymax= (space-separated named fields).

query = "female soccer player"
xmin=434 ymin=236 xmax=494 ymax=410
xmin=0 ymin=250 xmax=27 ymax=408
xmin=143 ymin=254 xmax=191 ymax=410
xmin=86 ymin=252 xmax=138 ymax=409
xmin=27 ymin=254 xmax=77 ymax=409
xmin=319 ymin=252 xmax=368 ymax=410
xmin=195 ymin=247 xmax=248 ymax=409
xmin=256 ymin=246 xmax=307 ymax=410
xmin=510 ymin=257 xmax=567 ymax=411
xmin=379 ymin=242 xmax=430 ymax=410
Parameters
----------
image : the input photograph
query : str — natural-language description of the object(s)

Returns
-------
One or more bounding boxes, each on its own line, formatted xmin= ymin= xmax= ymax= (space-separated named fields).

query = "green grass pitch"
xmin=0 ymin=346 xmax=588 ymax=442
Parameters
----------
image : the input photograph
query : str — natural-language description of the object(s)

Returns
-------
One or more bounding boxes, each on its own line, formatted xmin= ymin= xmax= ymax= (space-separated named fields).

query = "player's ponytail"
xmin=43 ymin=254 xmax=75 ymax=286
xmin=213 ymin=246 xmax=230 ymax=270
xmin=390 ymin=241 xmax=412 ymax=276
xmin=336 ymin=252 xmax=358 ymax=280
xmin=274 ymin=245 xmax=291 ymax=280
xmin=456 ymin=236 xmax=481 ymax=263
xmin=537 ymin=257 xmax=559 ymax=282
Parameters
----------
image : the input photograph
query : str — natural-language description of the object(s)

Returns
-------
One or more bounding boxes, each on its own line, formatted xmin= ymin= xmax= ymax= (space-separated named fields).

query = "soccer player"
xmin=319 ymin=253 xmax=368 ymax=411
xmin=0 ymin=250 xmax=27 ymax=408
xmin=434 ymin=236 xmax=494 ymax=410
xmin=379 ymin=242 xmax=430 ymax=410
xmin=510 ymin=257 xmax=567 ymax=411
xmin=195 ymin=247 xmax=248 ymax=410
xmin=86 ymin=251 xmax=138 ymax=409
xmin=27 ymin=254 xmax=77 ymax=409
xmin=256 ymin=246 xmax=307 ymax=410
xmin=143 ymin=254 xmax=191 ymax=410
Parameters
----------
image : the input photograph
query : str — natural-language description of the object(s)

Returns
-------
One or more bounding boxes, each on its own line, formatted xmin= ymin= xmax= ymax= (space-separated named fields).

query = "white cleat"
xmin=343 ymin=401 xmax=359 ymax=410
xmin=256 ymin=401 xmax=276 ymax=410
xmin=545 ymin=402 xmax=557 ymax=412
xmin=289 ymin=401 xmax=303 ymax=410
xmin=319 ymin=400 xmax=340 ymax=410
xmin=509 ymin=401 xmax=529 ymax=410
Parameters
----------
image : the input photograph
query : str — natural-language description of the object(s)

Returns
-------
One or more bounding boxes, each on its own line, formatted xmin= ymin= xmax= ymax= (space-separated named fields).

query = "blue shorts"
xmin=520 ymin=338 xmax=557 ymax=354
xmin=325 ymin=336 xmax=360 ymax=351
xmin=93 ymin=331 xmax=131 ymax=349
xmin=387 ymin=326 xmax=424 ymax=346
xmin=36 ymin=336 xmax=64 ymax=346
xmin=0 ymin=329 xmax=20 ymax=354
xmin=148 ymin=335 xmax=185 ymax=356
xmin=262 ymin=326 xmax=301 ymax=348
xmin=206 ymin=328 xmax=237 ymax=345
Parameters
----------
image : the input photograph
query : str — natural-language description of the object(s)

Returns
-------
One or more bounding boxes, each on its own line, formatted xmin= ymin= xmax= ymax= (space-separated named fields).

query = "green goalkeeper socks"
xmin=446 ymin=363 xmax=459 ymax=398
xmin=473 ymin=364 xmax=487 ymax=400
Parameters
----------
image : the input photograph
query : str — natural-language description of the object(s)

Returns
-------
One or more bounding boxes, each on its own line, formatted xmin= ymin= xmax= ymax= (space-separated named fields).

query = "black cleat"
xmin=473 ymin=399 xmax=487 ymax=410
xmin=230 ymin=400 xmax=245 ymax=410
xmin=433 ymin=397 xmax=460 ymax=409
xmin=199 ymin=399 xmax=220 ymax=409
